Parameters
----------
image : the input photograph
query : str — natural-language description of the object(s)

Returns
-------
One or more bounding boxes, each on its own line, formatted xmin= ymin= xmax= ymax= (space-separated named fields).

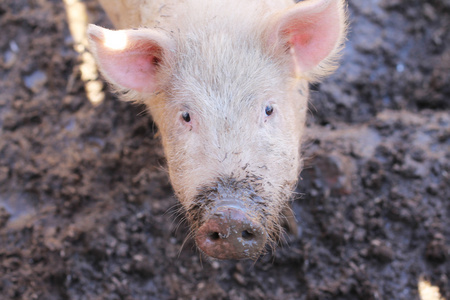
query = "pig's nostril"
xmin=209 ymin=232 xmax=220 ymax=240
xmin=241 ymin=230 xmax=254 ymax=240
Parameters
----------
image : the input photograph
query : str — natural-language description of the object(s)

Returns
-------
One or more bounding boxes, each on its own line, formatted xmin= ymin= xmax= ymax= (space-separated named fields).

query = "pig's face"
xmin=88 ymin=0 xmax=347 ymax=260
xmin=148 ymin=32 xmax=309 ymax=257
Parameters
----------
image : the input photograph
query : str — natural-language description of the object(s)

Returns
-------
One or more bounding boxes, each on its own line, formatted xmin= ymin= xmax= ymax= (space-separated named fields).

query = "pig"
xmin=87 ymin=0 xmax=347 ymax=260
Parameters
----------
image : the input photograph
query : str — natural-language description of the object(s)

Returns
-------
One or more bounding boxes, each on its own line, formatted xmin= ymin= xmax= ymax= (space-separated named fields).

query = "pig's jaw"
xmin=184 ymin=176 xmax=294 ymax=260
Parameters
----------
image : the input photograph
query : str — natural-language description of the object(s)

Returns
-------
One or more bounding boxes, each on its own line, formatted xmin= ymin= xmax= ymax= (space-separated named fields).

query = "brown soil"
xmin=0 ymin=0 xmax=448 ymax=299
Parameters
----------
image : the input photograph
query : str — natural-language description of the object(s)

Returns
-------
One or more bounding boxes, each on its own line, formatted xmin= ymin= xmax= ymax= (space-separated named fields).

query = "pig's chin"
xmin=185 ymin=177 xmax=284 ymax=260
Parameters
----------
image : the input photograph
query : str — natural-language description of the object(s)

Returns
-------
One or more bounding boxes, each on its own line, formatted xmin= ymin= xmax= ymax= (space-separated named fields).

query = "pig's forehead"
xmin=163 ymin=1 xmax=290 ymax=109
xmin=169 ymin=37 xmax=286 ymax=108
xmin=168 ymin=68 xmax=285 ymax=113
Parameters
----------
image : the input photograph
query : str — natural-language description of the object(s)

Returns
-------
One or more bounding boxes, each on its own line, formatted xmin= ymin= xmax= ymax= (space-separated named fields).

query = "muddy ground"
xmin=0 ymin=0 xmax=448 ymax=299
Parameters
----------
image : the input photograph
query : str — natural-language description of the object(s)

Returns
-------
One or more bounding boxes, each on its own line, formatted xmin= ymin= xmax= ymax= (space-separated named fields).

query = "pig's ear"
xmin=87 ymin=24 xmax=175 ymax=94
xmin=270 ymin=0 xmax=347 ymax=79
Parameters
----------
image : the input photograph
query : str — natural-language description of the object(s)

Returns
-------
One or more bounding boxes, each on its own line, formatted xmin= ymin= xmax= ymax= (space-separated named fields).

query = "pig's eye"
xmin=181 ymin=111 xmax=191 ymax=122
xmin=265 ymin=105 xmax=274 ymax=116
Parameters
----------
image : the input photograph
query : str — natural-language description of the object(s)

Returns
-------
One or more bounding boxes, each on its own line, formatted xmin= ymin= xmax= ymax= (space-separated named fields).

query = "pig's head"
xmin=88 ymin=0 xmax=347 ymax=260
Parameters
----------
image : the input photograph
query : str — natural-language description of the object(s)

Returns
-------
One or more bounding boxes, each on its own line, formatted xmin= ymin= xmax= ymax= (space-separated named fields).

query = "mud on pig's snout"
xmin=195 ymin=204 xmax=267 ymax=260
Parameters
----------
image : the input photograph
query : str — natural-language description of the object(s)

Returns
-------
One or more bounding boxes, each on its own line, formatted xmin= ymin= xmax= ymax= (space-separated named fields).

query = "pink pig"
xmin=88 ymin=0 xmax=347 ymax=260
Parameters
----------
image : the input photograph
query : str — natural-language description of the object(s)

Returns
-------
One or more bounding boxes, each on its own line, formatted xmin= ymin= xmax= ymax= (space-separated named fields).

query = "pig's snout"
xmin=195 ymin=205 xmax=267 ymax=260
